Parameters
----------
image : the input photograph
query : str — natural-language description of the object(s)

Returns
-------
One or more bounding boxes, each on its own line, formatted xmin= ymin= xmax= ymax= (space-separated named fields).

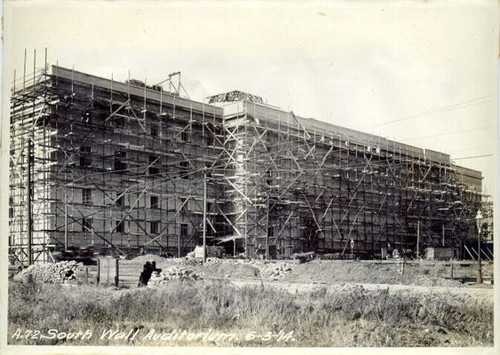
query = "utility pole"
xmin=202 ymin=169 xmax=207 ymax=263
xmin=27 ymin=139 xmax=34 ymax=265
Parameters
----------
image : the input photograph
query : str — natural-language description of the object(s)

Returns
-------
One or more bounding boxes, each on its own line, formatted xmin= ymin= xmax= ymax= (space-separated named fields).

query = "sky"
xmin=2 ymin=0 xmax=499 ymax=194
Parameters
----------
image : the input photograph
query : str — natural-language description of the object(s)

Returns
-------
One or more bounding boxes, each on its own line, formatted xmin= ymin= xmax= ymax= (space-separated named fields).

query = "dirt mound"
xmin=140 ymin=257 xmax=470 ymax=287
xmin=281 ymin=260 xmax=463 ymax=287
xmin=195 ymin=260 xmax=261 ymax=279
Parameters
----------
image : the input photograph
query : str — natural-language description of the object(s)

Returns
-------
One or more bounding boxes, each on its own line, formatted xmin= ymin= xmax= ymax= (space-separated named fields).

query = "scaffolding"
xmin=9 ymin=58 xmax=484 ymax=264
xmin=9 ymin=57 xmax=229 ymax=265
xmin=219 ymin=100 xmax=483 ymax=259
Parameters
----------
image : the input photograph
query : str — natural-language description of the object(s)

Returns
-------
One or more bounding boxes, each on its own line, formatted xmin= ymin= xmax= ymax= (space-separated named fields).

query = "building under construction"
xmin=9 ymin=64 xmax=484 ymax=264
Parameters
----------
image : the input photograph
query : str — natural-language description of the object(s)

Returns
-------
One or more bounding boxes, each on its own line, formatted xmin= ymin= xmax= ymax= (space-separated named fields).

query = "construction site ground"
xmin=136 ymin=255 xmax=494 ymax=303
xmin=9 ymin=256 xmax=494 ymax=346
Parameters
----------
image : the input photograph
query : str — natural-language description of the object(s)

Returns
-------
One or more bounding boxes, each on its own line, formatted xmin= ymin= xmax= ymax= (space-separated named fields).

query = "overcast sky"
xmin=3 ymin=0 xmax=499 ymax=193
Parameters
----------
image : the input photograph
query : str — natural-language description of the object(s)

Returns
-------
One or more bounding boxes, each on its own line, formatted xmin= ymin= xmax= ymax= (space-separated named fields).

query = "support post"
xmin=64 ymin=179 xmax=68 ymax=251
xmin=27 ymin=139 xmax=33 ymax=265
xmin=202 ymin=170 xmax=207 ymax=263
xmin=416 ymin=221 xmax=420 ymax=259
xmin=477 ymin=228 xmax=482 ymax=284
xmin=178 ymin=234 xmax=181 ymax=258
xmin=476 ymin=210 xmax=483 ymax=284
xmin=106 ymin=259 xmax=110 ymax=284
xmin=97 ymin=259 xmax=100 ymax=285
xmin=115 ymin=258 xmax=119 ymax=287
xmin=266 ymin=194 xmax=270 ymax=259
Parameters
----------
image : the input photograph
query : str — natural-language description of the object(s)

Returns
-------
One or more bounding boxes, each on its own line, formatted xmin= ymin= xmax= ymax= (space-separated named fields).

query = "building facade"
xmin=9 ymin=67 xmax=484 ymax=264
xmin=9 ymin=66 xmax=226 ymax=263
xmin=217 ymin=99 xmax=483 ymax=258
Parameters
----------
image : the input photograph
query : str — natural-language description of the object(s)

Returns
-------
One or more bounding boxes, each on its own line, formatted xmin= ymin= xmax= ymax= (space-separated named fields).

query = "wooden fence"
xmin=74 ymin=265 xmax=99 ymax=284
xmin=97 ymin=258 xmax=148 ymax=287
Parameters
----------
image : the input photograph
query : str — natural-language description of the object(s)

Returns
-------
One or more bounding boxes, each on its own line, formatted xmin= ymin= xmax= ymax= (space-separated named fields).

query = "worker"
xmin=138 ymin=262 xmax=153 ymax=287
xmin=138 ymin=261 xmax=161 ymax=287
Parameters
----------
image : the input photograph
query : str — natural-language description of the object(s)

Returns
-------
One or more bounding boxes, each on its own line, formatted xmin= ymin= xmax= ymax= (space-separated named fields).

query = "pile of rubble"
xmin=148 ymin=266 xmax=201 ymax=287
xmin=13 ymin=260 xmax=85 ymax=284
xmin=259 ymin=262 xmax=295 ymax=281
xmin=205 ymin=257 xmax=224 ymax=264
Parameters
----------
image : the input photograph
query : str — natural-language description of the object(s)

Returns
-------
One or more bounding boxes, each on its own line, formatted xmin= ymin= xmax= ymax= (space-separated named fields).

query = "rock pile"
xmin=148 ymin=266 xmax=201 ymax=287
xmin=13 ymin=260 xmax=85 ymax=284
xmin=260 ymin=262 xmax=294 ymax=281
xmin=206 ymin=257 xmax=223 ymax=264
xmin=178 ymin=257 xmax=203 ymax=267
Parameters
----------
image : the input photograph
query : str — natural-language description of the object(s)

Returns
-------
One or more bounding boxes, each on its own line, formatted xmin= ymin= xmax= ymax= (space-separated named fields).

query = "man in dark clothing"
xmin=138 ymin=261 xmax=160 ymax=287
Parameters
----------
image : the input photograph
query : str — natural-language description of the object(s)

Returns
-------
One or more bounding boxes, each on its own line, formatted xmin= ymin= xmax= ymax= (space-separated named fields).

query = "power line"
xmin=373 ymin=96 xmax=491 ymax=128
xmin=448 ymin=145 xmax=493 ymax=154
xmin=453 ymin=154 xmax=494 ymax=160
xmin=404 ymin=125 xmax=493 ymax=141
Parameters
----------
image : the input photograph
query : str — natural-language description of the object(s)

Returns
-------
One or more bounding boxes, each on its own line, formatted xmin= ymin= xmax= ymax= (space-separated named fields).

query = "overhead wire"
xmin=373 ymin=96 xmax=491 ymax=128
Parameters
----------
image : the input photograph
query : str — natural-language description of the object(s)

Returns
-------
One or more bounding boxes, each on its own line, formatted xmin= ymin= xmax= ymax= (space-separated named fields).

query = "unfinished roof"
xmin=52 ymin=66 xmax=224 ymax=117
xmin=222 ymin=99 xmax=472 ymax=168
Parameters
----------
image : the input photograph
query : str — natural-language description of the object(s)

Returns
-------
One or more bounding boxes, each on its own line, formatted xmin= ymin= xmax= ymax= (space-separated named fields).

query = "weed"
xmin=8 ymin=281 xmax=493 ymax=347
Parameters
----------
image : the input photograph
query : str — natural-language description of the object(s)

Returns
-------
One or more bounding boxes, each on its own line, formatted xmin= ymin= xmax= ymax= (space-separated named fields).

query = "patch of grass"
xmin=8 ymin=281 xmax=493 ymax=347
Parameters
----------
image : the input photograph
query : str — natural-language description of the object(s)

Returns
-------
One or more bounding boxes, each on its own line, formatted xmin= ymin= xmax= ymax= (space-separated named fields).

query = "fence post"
xmin=97 ymin=259 xmax=100 ymax=286
xmin=106 ymin=259 xmax=110 ymax=284
xmin=115 ymin=258 xmax=119 ymax=287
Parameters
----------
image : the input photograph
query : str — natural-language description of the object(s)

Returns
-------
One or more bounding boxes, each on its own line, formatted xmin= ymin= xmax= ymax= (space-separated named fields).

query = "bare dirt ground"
xmin=142 ymin=255 xmax=494 ymax=307
xmin=144 ymin=255 xmax=493 ymax=286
